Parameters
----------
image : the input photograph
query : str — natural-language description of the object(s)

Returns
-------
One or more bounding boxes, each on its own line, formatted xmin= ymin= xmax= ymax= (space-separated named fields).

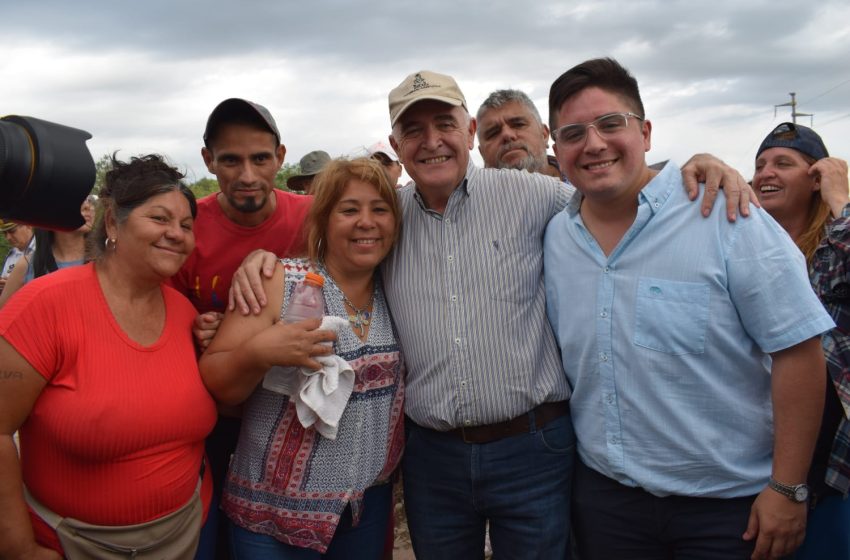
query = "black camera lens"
xmin=0 ymin=116 xmax=95 ymax=230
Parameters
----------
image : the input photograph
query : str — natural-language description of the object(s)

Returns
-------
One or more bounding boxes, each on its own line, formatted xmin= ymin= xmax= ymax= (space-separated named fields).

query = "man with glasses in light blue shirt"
xmin=544 ymin=57 xmax=834 ymax=560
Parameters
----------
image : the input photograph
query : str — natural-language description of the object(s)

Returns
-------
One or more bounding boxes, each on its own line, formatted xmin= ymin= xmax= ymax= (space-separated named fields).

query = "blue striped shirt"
xmin=382 ymin=162 xmax=572 ymax=430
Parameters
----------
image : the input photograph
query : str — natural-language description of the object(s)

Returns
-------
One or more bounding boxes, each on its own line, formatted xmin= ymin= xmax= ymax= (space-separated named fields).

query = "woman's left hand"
xmin=811 ymin=157 xmax=850 ymax=217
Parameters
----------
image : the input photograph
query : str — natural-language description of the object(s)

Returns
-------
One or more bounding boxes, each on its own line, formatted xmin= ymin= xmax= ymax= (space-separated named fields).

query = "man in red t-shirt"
xmin=172 ymin=98 xmax=316 ymax=560
xmin=172 ymin=98 xmax=312 ymax=315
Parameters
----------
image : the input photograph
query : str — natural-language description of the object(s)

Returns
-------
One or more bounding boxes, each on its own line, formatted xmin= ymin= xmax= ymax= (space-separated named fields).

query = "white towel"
xmin=261 ymin=316 xmax=354 ymax=439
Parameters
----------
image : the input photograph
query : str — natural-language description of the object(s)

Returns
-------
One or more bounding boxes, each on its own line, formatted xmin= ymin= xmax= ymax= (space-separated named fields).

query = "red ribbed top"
xmin=0 ymin=263 xmax=216 ymax=549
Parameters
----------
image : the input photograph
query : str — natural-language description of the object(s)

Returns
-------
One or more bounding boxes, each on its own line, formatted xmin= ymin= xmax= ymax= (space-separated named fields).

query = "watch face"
xmin=794 ymin=486 xmax=809 ymax=502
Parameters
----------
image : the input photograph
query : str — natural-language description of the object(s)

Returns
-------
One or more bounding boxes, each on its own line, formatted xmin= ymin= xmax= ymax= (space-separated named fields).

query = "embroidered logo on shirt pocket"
xmin=485 ymin=236 xmax=537 ymax=303
xmin=634 ymin=277 xmax=709 ymax=355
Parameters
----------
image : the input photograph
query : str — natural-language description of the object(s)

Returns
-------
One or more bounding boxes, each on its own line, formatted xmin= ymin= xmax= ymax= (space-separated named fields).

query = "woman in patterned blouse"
xmin=200 ymin=157 xmax=404 ymax=559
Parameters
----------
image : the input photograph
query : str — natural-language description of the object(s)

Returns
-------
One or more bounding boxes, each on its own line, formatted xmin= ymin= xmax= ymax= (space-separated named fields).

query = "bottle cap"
xmin=304 ymin=272 xmax=325 ymax=287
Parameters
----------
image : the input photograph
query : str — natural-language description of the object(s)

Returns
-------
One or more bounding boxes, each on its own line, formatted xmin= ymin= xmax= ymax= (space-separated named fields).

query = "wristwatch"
xmin=768 ymin=477 xmax=810 ymax=503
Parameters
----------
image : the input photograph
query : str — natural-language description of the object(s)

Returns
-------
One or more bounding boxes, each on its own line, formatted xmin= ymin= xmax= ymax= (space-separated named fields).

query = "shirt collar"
xmin=637 ymin=160 xmax=677 ymax=215
xmin=411 ymin=159 xmax=475 ymax=211
xmin=566 ymin=160 xmax=678 ymax=218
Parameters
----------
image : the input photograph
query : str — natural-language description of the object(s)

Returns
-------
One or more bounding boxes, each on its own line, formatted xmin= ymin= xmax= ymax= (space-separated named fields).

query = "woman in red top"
xmin=0 ymin=155 xmax=217 ymax=559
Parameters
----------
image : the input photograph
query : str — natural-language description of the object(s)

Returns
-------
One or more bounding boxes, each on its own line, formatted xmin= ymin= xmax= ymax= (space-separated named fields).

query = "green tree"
xmin=189 ymin=178 xmax=219 ymax=198
xmin=92 ymin=153 xmax=113 ymax=194
xmin=275 ymin=163 xmax=302 ymax=192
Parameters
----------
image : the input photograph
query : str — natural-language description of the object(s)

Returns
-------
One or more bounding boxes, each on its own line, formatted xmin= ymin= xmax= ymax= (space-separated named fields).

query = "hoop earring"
xmin=104 ymin=237 xmax=117 ymax=252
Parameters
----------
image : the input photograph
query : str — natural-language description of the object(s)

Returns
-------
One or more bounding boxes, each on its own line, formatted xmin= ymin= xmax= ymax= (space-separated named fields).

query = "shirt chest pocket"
xmin=634 ymin=277 xmax=710 ymax=355
xmin=477 ymin=235 xmax=538 ymax=303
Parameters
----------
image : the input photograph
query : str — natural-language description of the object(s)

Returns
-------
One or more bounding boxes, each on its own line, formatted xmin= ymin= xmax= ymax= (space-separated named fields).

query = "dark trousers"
xmin=573 ymin=460 xmax=757 ymax=560
xmin=403 ymin=414 xmax=575 ymax=560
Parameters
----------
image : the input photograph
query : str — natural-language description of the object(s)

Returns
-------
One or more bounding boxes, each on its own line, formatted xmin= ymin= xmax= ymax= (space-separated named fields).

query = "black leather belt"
xmin=447 ymin=401 xmax=569 ymax=444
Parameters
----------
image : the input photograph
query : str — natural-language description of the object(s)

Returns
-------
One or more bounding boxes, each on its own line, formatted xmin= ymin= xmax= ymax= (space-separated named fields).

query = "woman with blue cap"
xmin=753 ymin=122 xmax=850 ymax=559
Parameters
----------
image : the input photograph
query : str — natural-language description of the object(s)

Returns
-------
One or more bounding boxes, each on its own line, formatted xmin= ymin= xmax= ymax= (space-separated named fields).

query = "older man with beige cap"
xmin=380 ymin=69 xmax=574 ymax=559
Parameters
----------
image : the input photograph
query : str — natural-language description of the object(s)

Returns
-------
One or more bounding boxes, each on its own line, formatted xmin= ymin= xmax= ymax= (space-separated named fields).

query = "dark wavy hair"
xmin=89 ymin=154 xmax=196 ymax=260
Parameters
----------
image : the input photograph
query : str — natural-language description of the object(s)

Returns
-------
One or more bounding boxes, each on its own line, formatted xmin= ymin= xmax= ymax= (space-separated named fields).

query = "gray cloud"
xmin=0 ymin=0 xmax=847 ymax=179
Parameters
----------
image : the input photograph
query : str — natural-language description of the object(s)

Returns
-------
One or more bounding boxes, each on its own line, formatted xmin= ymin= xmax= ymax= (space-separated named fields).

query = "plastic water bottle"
xmin=283 ymin=272 xmax=325 ymax=324
xmin=263 ymin=272 xmax=325 ymax=395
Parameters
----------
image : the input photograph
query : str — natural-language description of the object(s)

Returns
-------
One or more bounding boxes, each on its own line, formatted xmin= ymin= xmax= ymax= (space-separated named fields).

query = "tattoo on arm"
xmin=0 ymin=370 xmax=23 ymax=381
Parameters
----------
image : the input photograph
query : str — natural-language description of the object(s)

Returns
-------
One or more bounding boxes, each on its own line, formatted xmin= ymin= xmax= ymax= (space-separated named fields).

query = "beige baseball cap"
xmin=388 ymin=70 xmax=467 ymax=126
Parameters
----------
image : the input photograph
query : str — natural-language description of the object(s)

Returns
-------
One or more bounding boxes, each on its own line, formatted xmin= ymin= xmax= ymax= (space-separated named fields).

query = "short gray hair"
xmin=476 ymin=89 xmax=544 ymax=134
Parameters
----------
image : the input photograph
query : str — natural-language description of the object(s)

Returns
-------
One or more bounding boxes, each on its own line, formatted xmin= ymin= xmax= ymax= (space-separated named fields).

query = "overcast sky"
xmin=2 ymin=0 xmax=848 ymax=184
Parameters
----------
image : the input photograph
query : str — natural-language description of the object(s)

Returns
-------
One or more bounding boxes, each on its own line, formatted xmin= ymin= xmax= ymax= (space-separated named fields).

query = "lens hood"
xmin=0 ymin=115 xmax=95 ymax=230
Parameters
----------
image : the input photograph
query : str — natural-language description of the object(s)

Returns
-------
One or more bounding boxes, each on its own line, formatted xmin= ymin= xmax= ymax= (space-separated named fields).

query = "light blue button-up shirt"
xmin=544 ymin=161 xmax=834 ymax=498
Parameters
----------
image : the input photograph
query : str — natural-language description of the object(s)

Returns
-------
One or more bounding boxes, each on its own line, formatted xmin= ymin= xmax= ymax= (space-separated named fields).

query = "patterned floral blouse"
xmin=222 ymin=259 xmax=405 ymax=552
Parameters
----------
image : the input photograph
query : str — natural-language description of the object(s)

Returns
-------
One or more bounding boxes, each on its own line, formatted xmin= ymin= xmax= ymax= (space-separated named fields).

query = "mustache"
xmin=497 ymin=141 xmax=530 ymax=158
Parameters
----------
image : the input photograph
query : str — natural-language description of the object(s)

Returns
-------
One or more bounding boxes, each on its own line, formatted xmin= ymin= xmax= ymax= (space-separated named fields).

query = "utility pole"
xmin=774 ymin=92 xmax=814 ymax=126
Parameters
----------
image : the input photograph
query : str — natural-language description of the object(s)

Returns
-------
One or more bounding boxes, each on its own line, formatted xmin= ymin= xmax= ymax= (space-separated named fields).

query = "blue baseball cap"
xmin=756 ymin=122 xmax=828 ymax=162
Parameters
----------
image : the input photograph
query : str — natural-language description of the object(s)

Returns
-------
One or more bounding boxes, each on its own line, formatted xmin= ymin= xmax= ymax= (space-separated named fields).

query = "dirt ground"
xmin=391 ymin=481 xmax=416 ymax=559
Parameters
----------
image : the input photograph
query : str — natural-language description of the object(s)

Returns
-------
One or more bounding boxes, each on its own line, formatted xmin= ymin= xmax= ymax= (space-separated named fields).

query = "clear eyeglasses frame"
xmin=551 ymin=112 xmax=644 ymax=145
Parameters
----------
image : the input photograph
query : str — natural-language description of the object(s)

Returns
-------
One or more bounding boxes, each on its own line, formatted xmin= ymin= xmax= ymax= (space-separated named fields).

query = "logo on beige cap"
xmin=407 ymin=73 xmax=439 ymax=96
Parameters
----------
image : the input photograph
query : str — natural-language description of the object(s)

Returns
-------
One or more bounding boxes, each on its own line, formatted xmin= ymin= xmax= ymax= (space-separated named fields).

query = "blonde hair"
xmin=305 ymin=158 xmax=401 ymax=265
xmin=798 ymin=192 xmax=831 ymax=265
xmin=792 ymin=154 xmax=831 ymax=265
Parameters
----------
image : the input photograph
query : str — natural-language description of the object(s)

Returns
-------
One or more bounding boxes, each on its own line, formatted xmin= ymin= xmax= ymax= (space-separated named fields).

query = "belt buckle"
xmin=460 ymin=425 xmax=476 ymax=444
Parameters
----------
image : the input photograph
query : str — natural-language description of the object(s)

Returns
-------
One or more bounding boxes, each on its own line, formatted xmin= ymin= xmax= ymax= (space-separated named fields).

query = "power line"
xmin=819 ymin=112 xmax=850 ymax=127
xmin=807 ymin=77 xmax=850 ymax=105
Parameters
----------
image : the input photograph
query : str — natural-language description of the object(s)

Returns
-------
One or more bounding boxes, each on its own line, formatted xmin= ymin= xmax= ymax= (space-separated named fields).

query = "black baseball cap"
xmin=203 ymin=98 xmax=281 ymax=147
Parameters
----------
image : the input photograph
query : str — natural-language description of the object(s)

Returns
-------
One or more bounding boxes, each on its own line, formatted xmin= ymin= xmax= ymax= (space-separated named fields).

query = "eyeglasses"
xmin=551 ymin=112 xmax=644 ymax=145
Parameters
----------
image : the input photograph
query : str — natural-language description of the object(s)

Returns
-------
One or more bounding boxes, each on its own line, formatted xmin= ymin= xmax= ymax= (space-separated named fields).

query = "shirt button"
xmin=606 ymin=394 xmax=615 ymax=404
xmin=464 ymin=419 xmax=472 ymax=426
xmin=460 ymin=380 xmax=467 ymax=386
xmin=604 ymin=266 xmax=611 ymax=273
xmin=600 ymin=311 xmax=608 ymax=318
xmin=451 ymin=295 xmax=458 ymax=302
xmin=448 ymin=255 xmax=454 ymax=262
xmin=445 ymin=218 xmax=451 ymax=224
xmin=455 ymin=338 xmax=461 ymax=345
xmin=600 ymin=353 xmax=608 ymax=362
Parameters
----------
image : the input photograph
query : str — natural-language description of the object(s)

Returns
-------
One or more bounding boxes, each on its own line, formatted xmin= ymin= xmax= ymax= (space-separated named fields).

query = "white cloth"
xmin=262 ymin=316 xmax=354 ymax=439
